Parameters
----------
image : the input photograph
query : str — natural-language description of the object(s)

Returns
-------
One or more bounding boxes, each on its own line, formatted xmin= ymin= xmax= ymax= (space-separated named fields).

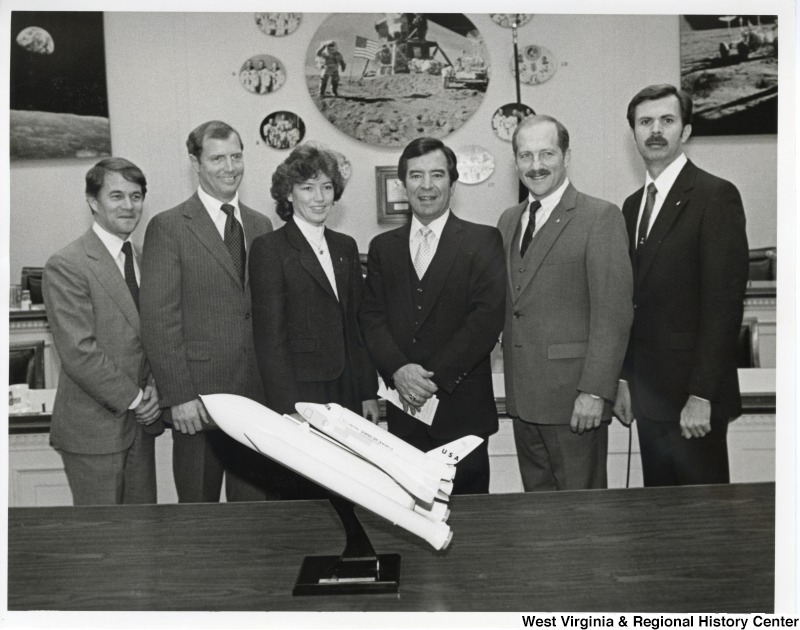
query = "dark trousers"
xmin=393 ymin=425 xmax=491 ymax=495
xmin=172 ymin=428 xmax=284 ymax=502
xmin=512 ymin=418 xmax=608 ymax=491
xmin=59 ymin=423 xmax=157 ymax=505
xmin=636 ymin=417 xmax=730 ymax=487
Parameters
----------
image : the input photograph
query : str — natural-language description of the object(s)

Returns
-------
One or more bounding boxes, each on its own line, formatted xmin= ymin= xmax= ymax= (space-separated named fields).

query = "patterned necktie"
xmin=121 ymin=241 xmax=139 ymax=311
xmin=637 ymin=183 xmax=658 ymax=251
xmin=221 ymin=203 xmax=246 ymax=284
xmin=414 ymin=226 xmax=434 ymax=279
xmin=519 ymin=199 xmax=542 ymax=258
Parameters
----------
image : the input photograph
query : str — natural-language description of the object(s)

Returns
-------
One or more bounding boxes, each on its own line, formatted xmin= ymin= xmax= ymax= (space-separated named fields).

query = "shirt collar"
xmin=410 ymin=208 xmax=450 ymax=240
xmin=645 ymin=153 xmax=687 ymax=195
xmin=92 ymin=222 xmax=130 ymax=259
xmin=294 ymin=214 xmax=326 ymax=242
xmin=197 ymin=185 xmax=240 ymax=219
xmin=528 ymin=177 xmax=570 ymax=214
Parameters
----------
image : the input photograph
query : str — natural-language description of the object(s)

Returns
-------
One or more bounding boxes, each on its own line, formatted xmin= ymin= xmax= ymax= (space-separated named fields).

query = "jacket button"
xmin=513 ymin=311 xmax=521 ymax=318
xmin=515 ymin=285 xmax=521 ymax=291
xmin=245 ymin=313 xmax=251 ymax=319
xmin=412 ymin=338 xmax=417 ymax=344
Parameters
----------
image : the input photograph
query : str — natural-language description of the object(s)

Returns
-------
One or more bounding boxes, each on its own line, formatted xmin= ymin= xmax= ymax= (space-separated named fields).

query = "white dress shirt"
xmin=636 ymin=152 xmax=688 ymax=239
xmin=518 ymin=177 xmax=570 ymax=253
xmin=409 ymin=209 xmax=450 ymax=262
xmin=91 ymin=221 xmax=143 ymax=409
xmin=197 ymin=186 xmax=246 ymax=247
xmin=294 ymin=215 xmax=338 ymax=300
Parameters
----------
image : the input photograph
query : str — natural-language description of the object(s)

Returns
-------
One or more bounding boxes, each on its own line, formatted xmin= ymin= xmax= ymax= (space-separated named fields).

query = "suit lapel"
xmin=240 ymin=203 xmax=262 ymax=287
xmin=416 ymin=213 xmax=464 ymax=330
xmin=385 ymin=223 xmax=415 ymax=326
xmin=183 ymin=193 xmax=242 ymax=287
xmin=328 ymin=231 xmax=350 ymax=310
xmin=516 ymin=184 xmax=576 ymax=297
xmin=635 ymin=161 xmax=696 ymax=284
xmin=286 ymin=218 xmax=338 ymax=301
xmin=502 ymin=201 xmax=527 ymax=303
xmin=82 ymin=230 xmax=140 ymax=331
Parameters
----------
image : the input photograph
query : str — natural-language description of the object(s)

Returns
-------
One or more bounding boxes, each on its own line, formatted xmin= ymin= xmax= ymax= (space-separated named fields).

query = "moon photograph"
xmin=10 ymin=12 xmax=111 ymax=160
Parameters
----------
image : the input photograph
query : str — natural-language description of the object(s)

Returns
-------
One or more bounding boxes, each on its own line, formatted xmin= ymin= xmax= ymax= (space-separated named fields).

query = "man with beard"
xmin=497 ymin=115 xmax=633 ymax=491
xmin=614 ymin=84 xmax=749 ymax=487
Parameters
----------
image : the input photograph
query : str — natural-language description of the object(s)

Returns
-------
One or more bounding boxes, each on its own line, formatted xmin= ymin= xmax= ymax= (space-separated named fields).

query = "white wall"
xmin=9 ymin=12 xmax=778 ymax=282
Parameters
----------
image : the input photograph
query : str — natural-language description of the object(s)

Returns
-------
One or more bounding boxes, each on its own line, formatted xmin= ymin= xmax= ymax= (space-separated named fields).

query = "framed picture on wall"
xmin=10 ymin=11 xmax=111 ymax=160
xmin=679 ymin=15 xmax=777 ymax=135
xmin=376 ymin=166 xmax=410 ymax=224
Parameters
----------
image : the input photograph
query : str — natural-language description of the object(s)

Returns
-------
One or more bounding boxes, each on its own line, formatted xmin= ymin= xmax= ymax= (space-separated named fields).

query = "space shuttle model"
xmin=200 ymin=394 xmax=482 ymax=551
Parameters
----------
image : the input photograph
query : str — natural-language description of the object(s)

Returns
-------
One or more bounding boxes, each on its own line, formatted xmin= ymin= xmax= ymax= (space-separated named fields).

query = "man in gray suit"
xmin=43 ymin=158 xmax=164 ymax=505
xmin=140 ymin=120 xmax=274 ymax=502
xmin=497 ymin=115 xmax=633 ymax=491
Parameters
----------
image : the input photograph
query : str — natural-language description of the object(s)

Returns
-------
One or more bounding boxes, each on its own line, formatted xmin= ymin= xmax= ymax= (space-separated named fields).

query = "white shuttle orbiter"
xmin=199 ymin=394 xmax=483 ymax=550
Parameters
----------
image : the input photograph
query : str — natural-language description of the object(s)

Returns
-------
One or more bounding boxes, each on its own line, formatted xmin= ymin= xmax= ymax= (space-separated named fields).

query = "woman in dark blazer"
xmin=249 ymin=145 xmax=378 ymax=498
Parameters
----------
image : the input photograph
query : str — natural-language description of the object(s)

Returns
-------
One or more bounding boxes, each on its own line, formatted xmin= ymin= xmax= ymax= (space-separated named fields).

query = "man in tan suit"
xmin=497 ymin=115 xmax=633 ymax=491
xmin=43 ymin=158 xmax=164 ymax=505
xmin=140 ymin=120 xmax=274 ymax=502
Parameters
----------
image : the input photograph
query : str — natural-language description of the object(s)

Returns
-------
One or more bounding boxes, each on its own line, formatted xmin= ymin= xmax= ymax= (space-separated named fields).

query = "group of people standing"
xmin=42 ymin=83 xmax=749 ymax=506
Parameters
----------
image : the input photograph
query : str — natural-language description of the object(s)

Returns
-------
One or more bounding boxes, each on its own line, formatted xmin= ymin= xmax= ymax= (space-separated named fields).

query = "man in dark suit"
xmin=497 ymin=115 xmax=633 ymax=492
xmin=614 ymin=84 xmax=749 ymax=486
xmin=43 ymin=158 xmax=164 ymax=505
xmin=359 ymin=137 xmax=506 ymax=494
xmin=140 ymin=120 xmax=274 ymax=502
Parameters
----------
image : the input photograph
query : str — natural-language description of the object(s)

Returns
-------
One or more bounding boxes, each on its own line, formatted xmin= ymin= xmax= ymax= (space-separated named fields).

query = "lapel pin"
xmin=676 ymin=201 xmax=681 ymax=206
xmin=555 ymin=219 xmax=560 ymax=223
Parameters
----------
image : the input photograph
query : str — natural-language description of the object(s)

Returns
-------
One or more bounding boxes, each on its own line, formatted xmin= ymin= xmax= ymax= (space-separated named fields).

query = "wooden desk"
xmin=8 ymin=482 xmax=774 ymax=612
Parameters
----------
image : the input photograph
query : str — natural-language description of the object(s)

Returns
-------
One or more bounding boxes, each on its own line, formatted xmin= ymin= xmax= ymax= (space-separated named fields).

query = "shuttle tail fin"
xmin=427 ymin=435 xmax=484 ymax=465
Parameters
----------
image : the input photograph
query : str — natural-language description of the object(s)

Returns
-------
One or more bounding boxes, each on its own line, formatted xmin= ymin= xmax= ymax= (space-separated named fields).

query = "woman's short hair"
xmin=271 ymin=144 xmax=345 ymax=221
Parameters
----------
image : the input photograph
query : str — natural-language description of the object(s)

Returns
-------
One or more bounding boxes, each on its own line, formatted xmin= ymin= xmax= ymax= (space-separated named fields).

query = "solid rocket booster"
xmin=200 ymin=394 xmax=453 ymax=550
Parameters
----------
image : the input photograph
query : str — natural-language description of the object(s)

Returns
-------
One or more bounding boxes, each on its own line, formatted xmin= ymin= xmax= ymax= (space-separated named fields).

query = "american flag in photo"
xmin=353 ymin=36 xmax=381 ymax=60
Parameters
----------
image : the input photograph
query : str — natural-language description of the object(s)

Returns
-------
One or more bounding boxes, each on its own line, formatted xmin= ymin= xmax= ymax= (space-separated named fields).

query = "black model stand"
xmin=293 ymin=496 xmax=401 ymax=596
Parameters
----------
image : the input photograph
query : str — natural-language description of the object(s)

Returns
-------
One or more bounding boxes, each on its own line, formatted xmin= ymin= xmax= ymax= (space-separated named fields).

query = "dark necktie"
xmin=636 ymin=183 xmax=658 ymax=251
xmin=221 ymin=203 xmax=246 ymax=284
xmin=121 ymin=241 xmax=139 ymax=311
xmin=519 ymin=199 xmax=542 ymax=258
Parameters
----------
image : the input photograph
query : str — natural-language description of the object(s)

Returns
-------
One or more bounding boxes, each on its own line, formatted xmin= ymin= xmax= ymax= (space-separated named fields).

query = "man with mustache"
xmin=614 ymin=84 xmax=749 ymax=486
xmin=497 ymin=115 xmax=633 ymax=491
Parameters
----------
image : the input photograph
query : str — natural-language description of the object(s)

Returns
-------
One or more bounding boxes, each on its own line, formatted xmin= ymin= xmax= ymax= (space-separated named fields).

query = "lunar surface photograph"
xmin=680 ymin=15 xmax=777 ymax=136
xmin=305 ymin=13 xmax=490 ymax=147
xmin=10 ymin=11 xmax=111 ymax=160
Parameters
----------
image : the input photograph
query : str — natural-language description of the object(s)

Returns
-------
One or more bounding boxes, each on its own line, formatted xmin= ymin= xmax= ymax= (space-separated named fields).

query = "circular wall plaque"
xmin=491 ymin=103 xmax=536 ymax=142
xmin=304 ymin=140 xmax=352 ymax=182
xmin=238 ymin=54 xmax=286 ymax=95
xmin=255 ymin=13 xmax=301 ymax=37
xmin=260 ymin=111 xmax=305 ymax=150
xmin=455 ymin=145 xmax=495 ymax=184
xmin=490 ymin=14 xmax=533 ymax=29
xmin=512 ymin=44 xmax=557 ymax=85
xmin=305 ymin=13 xmax=489 ymax=147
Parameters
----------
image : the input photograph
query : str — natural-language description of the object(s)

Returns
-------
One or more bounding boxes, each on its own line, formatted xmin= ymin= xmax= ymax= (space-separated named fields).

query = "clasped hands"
xmin=134 ymin=382 xmax=162 ymax=426
xmin=393 ymin=363 xmax=437 ymax=416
